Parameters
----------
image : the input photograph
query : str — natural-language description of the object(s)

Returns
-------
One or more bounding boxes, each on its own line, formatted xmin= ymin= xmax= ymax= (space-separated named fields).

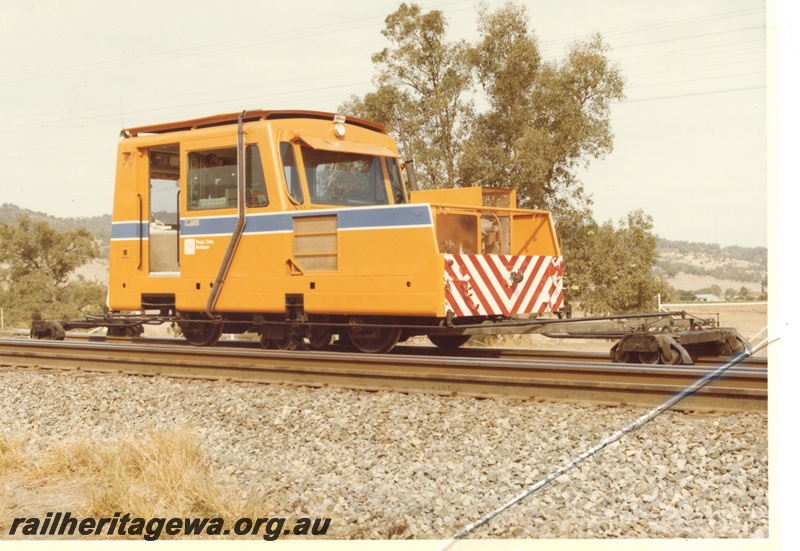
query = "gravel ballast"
xmin=0 ymin=366 xmax=769 ymax=540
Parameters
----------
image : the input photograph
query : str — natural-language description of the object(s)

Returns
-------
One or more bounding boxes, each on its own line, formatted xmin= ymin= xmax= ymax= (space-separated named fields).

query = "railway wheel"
xmin=428 ymin=334 xmax=471 ymax=351
xmin=718 ymin=334 xmax=746 ymax=356
xmin=308 ymin=325 xmax=333 ymax=350
xmin=273 ymin=334 xmax=305 ymax=351
xmin=259 ymin=332 xmax=276 ymax=349
xmin=107 ymin=324 xmax=144 ymax=337
xmin=264 ymin=325 xmax=306 ymax=351
xmin=659 ymin=346 xmax=681 ymax=365
xmin=638 ymin=351 xmax=660 ymax=365
xmin=347 ymin=316 xmax=401 ymax=354
xmin=178 ymin=313 xmax=223 ymax=347
xmin=612 ymin=345 xmax=631 ymax=364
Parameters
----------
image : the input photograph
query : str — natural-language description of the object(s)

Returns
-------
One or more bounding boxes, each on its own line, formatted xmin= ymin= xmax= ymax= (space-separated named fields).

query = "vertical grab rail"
xmin=206 ymin=110 xmax=247 ymax=316
xmin=137 ymin=193 xmax=143 ymax=270
xmin=176 ymin=189 xmax=181 ymax=268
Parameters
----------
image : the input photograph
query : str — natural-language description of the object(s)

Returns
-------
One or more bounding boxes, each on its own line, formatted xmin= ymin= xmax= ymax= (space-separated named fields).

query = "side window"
xmin=370 ymin=157 xmax=388 ymax=204
xmin=280 ymin=142 xmax=303 ymax=203
xmin=187 ymin=148 xmax=237 ymax=210
xmin=385 ymin=157 xmax=407 ymax=204
xmin=245 ymin=145 xmax=268 ymax=207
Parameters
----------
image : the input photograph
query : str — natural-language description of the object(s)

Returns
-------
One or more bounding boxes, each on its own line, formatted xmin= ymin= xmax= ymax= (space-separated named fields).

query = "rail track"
xmin=0 ymin=336 xmax=766 ymax=412
xmin=1 ymin=330 xmax=770 ymax=369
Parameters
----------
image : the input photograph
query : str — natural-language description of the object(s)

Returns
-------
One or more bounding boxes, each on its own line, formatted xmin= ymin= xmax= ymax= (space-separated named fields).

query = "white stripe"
xmin=445 ymin=272 xmax=473 ymax=316
xmin=240 ymin=230 xmax=294 ymax=236
xmin=179 ymin=232 xmax=234 ymax=239
xmin=519 ymin=259 xmax=548 ymax=312
xmin=532 ymin=279 xmax=552 ymax=312
xmin=338 ymin=223 xmax=432 ymax=231
xmin=472 ymin=255 xmax=505 ymax=314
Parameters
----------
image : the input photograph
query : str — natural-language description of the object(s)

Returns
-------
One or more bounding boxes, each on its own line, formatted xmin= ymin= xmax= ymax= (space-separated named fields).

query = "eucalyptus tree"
xmin=558 ymin=209 xmax=669 ymax=314
xmin=0 ymin=215 xmax=105 ymax=326
xmin=341 ymin=3 xmax=473 ymax=188
xmin=461 ymin=3 xmax=625 ymax=214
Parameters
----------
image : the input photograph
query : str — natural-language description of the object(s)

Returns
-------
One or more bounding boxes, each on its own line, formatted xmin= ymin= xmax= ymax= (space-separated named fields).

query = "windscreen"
xmin=301 ymin=147 xmax=389 ymax=206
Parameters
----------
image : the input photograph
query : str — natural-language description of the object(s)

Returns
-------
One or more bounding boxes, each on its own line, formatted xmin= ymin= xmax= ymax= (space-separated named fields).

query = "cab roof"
xmin=123 ymin=110 xmax=388 ymax=137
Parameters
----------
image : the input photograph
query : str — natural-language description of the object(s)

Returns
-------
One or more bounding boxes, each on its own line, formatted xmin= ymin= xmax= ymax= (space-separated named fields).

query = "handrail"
xmin=176 ymin=190 xmax=181 ymax=267
xmin=137 ymin=193 xmax=143 ymax=270
xmin=426 ymin=202 xmax=551 ymax=216
xmin=206 ymin=111 xmax=247 ymax=316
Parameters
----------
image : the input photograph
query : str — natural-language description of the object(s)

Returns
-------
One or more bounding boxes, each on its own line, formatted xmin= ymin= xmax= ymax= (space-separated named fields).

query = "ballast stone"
xmin=0 ymin=367 xmax=769 ymax=540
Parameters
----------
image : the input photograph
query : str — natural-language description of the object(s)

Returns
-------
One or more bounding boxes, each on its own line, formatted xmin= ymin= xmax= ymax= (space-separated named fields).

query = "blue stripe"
xmin=115 ymin=205 xmax=433 ymax=239
xmin=244 ymin=213 xmax=293 ymax=233
xmin=111 ymin=222 xmax=148 ymax=240
xmin=180 ymin=217 xmax=238 ymax=236
xmin=338 ymin=205 xmax=432 ymax=230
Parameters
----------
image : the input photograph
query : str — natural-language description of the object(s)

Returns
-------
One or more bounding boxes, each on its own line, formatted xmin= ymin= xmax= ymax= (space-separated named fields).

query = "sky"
xmin=0 ymin=0 xmax=779 ymax=248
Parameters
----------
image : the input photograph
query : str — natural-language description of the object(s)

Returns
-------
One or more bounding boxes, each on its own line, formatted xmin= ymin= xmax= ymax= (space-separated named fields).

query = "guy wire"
xmin=438 ymin=336 xmax=775 ymax=550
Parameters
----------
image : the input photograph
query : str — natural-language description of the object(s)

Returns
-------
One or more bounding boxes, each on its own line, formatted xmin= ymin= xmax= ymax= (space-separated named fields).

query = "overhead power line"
xmin=0 ymin=3 xmax=767 ymax=136
xmin=629 ymin=70 xmax=765 ymax=90
xmin=0 ymin=0 xmax=483 ymax=85
xmin=540 ymin=6 xmax=764 ymax=47
xmin=618 ymin=85 xmax=766 ymax=104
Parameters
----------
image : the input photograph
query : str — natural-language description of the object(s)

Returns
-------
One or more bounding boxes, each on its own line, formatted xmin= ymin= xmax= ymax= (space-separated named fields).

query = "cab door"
xmin=147 ymin=145 xmax=181 ymax=275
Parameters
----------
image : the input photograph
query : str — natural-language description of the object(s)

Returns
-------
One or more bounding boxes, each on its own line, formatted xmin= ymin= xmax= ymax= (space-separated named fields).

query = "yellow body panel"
xmin=108 ymin=110 xmax=561 ymax=322
xmin=109 ymin=112 xmax=448 ymax=317
xmin=411 ymin=187 xmax=487 ymax=207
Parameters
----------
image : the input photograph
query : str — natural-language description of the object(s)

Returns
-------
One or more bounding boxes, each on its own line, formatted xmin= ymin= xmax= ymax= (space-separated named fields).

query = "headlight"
xmin=333 ymin=122 xmax=346 ymax=139
xmin=333 ymin=114 xmax=346 ymax=139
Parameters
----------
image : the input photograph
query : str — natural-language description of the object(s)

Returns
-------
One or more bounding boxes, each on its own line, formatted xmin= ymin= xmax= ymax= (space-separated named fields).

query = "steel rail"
xmin=0 ymin=330 xmax=769 ymax=369
xmin=0 ymin=338 xmax=766 ymax=412
xmin=393 ymin=344 xmax=769 ymax=369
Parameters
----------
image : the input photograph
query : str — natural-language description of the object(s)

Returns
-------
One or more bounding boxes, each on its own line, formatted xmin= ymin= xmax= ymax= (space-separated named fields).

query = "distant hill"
xmin=655 ymin=238 xmax=768 ymax=295
xmin=0 ymin=203 xmax=111 ymax=257
xmin=0 ymin=204 xmax=111 ymax=239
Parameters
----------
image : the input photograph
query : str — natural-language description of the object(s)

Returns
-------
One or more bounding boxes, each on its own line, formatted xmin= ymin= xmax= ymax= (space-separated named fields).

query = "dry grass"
xmin=1 ymin=435 xmax=29 ymax=532
xmin=0 ymin=435 xmax=26 ymax=530
xmin=1 ymin=428 xmax=274 ymax=537
xmin=0 ymin=435 xmax=27 ymax=474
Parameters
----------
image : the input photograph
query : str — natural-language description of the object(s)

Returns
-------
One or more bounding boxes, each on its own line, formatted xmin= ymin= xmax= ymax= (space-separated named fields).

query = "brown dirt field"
xmin=664 ymin=273 xmax=763 ymax=294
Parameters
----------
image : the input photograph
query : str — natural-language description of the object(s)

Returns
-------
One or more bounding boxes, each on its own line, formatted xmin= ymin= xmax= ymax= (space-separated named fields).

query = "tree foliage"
xmin=0 ymin=215 xmax=105 ymax=327
xmin=559 ymin=209 xmax=669 ymax=314
xmin=342 ymin=3 xmax=473 ymax=189
xmin=461 ymin=5 xmax=624 ymax=212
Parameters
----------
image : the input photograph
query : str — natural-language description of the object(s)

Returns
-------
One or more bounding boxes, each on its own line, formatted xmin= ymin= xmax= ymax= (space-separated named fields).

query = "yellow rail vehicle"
xmin=108 ymin=110 xmax=563 ymax=353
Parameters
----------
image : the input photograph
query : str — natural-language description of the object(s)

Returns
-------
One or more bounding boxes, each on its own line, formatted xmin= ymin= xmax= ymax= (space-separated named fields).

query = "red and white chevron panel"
xmin=444 ymin=254 xmax=564 ymax=317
